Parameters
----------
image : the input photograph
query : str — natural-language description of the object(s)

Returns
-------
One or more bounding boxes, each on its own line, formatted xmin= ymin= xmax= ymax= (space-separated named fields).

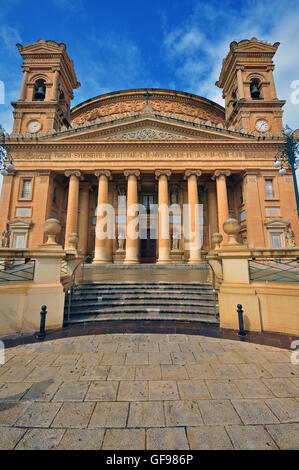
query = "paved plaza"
xmin=0 ymin=332 xmax=298 ymax=450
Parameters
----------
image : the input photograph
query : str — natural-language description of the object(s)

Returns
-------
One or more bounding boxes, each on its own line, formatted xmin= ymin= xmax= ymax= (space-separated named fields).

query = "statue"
xmin=117 ymin=228 xmax=126 ymax=251
xmin=171 ymin=231 xmax=180 ymax=251
xmin=1 ymin=224 xmax=10 ymax=248
xmin=170 ymin=190 xmax=178 ymax=205
xmin=286 ymin=225 xmax=296 ymax=247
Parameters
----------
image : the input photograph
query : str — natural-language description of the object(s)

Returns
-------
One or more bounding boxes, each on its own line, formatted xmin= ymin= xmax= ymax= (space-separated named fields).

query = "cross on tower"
xmin=143 ymin=89 xmax=152 ymax=105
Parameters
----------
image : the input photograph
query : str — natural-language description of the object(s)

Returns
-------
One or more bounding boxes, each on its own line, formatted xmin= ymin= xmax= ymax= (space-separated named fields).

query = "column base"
xmin=124 ymin=246 xmax=139 ymax=264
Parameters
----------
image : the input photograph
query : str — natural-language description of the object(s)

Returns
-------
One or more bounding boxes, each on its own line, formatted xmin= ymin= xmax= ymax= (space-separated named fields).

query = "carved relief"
xmin=104 ymin=128 xmax=189 ymax=141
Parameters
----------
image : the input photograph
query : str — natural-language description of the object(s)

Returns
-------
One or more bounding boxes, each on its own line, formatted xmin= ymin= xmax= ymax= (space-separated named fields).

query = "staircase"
xmin=64 ymin=281 xmax=219 ymax=324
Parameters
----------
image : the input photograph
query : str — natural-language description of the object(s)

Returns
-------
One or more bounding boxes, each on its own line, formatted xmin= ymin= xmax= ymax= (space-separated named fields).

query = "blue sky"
xmin=0 ymin=0 xmax=299 ymax=133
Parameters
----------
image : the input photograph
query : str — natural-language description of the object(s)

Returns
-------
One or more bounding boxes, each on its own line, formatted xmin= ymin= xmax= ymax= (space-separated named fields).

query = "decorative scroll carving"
xmin=124 ymin=169 xmax=140 ymax=179
xmin=64 ymin=170 xmax=82 ymax=178
xmin=94 ymin=169 xmax=112 ymax=180
xmin=184 ymin=170 xmax=202 ymax=179
xmin=105 ymin=128 xmax=188 ymax=141
xmin=212 ymin=169 xmax=231 ymax=179
xmin=155 ymin=169 xmax=172 ymax=179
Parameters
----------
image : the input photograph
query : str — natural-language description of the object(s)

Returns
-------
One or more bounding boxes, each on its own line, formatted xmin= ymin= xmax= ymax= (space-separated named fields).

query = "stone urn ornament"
xmin=68 ymin=233 xmax=79 ymax=251
xmin=211 ymin=232 xmax=223 ymax=250
xmin=223 ymin=218 xmax=241 ymax=245
xmin=43 ymin=218 xmax=61 ymax=245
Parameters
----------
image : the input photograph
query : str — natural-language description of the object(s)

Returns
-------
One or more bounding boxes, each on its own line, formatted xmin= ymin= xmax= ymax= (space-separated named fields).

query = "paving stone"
xmin=149 ymin=381 xmax=180 ymax=400
xmin=147 ymin=427 xmax=189 ymax=450
xmin=235 ymin=363 xmax=272 ymax=378
xmin=102 ymin=428 xmax=145 ymax=450
xmin=57 ymin=428 xmax=104 ymax=450
xmin=165 ymin=400 xmax=203 ymax=426
xmin=148 ymin=352 xmax=172 ymax=365
xmin=76 ymin=352 xmax=103 ymax=366
xmin=15 ymin=428 xmax=65 ymax=450
xmin=53 ymin=382 xmax=89 ymax=401
xmin=79 ymin=366 xmax=109 ymax=381
xmin=128 ymin=401 xmax=165 ymax=427
xmin=100 ymin=353 xmax=126 ymax=365
xmin=159 ymin=343 xmax=181 ymax=353
xmin=95 ymin=343 xmax=118 ymax=352
xmin=233 ymin=379 xmax=274 ymax=398
xmin=0 ymin=366 xmax=34 ymax=383
xmin=15 ymin=402 xmax=61 ymax=428
xmin=85 ymin=381 xmax=119 ymax=401
xmin=24 ymin=366 xmax=61 ymax=383
xmin=262 ymin=363 xmax=299 ymax=378
xmin=226 ymin=425 xmax=278 ymax=450
xmin=211 ymin=364 xmax=244 ymax=379
xmin=177 ymin=380 xmax=211 ymax=400
xmin=138 ymin=343 xmax=159 ymax=352
xmin=117 ymin=343 xmax=139 ymax=353
xmin=89 ymin=402 xmax=128 ymax=428
xmin=0 ymin=401 xmax=30 ymax=426
xmin=161 ymin=365 xmax=189 ymax=380
xmin=171 ymin=352 xmax=196 ymax=365
xmin=260 ymin=351 xmax=290 ymax=363
xmin=187 ymin=426 xmax=233 ymax=450
xmin=216 ymin=351 xmax=245 ymax=364
xmin=231 ymin=399 xmax=279 ymax=425
xmin=262 ymin=378 xmax=299 ymax=397
xmin=27 ymin=353 xmax=59 ymax=368
xmin=22 ymin=380 xmax=61 ymax=402
xmin=192 ymin=352 xmax=218 ymax=362
xmin=55 ymin=366 xmax=86 ymax=382
xmin=206 ymin=380 xmax=242 ymax=399
xmin=117 ymin=381 xmax=148 ymax=401
xmin=266 ymin=423 xmax=299 ymax=449
xmin=237 ymin=351 xmax=269 ymax=364
xmin=186 ymin=364 xmax=216 ymax=380
xmin=265 ymin=398 xmax=299 ymax=423
xmin=107 ymin=366 xmax=136 ymax=381
xmin=51 ymin=402 xmax=95 ymax=428
xmin=198 ymin=400 xmax=241 ymax=425
xmin=200 ymin=342 xmax=225 ymax=353
xmin=52 ymin=354 xmax=81 ymax=366
xmin=6 ymin=357 xmax=35 ymax=367
xmin=179 ymin=343 xmax=202 ymax=353
xmin=135 ymin=365 xmax=162 ymax=380
xmin=126 ymin=352 xmax=149 ymax=365
xmin=0 ymin=426 xmax=27 ymax=450
xmin=0 ymin=382 xmax=32 ymax=401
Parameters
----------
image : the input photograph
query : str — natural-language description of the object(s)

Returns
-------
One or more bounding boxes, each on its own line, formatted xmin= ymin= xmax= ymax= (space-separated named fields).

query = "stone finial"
xmin=68 ymin=233 xmax=78 ymax=251
xmin=223 ymin=218 xmax=241 ymax=245
xmin=43 ymin=218 xmax=61 ymax=245
xmin=211 ymin=232 xmax=223 ymax=250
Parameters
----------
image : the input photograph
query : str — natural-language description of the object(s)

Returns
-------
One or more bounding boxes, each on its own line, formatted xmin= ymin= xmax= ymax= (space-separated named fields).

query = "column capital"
xmin=95 ymin=169 xmax=112 ymax=180
xmin=21 ymin=66 xmax=30 ymax=73
xmin=155 ymin=169 xmax=171 ymax=180
xmin=65 ymin=170 xmax=82 ymax=179
xmin=212 ymin=169 xmax=231 ymax=180
xmin=184 ymin=169 xmax=202 ymax=180
xmin=124 ymin=169 xmax=140 ymax=180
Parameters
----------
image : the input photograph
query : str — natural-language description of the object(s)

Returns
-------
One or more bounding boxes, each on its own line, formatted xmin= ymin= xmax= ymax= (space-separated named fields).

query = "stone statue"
xmin=1 ymin=224 xmax=10 ymax=248
xmin=171 ymin=231 xmax=180 ymax=251
xmin=286 ymin=225 xmax=296 ymax=247
xmin=117 ymin=228 xmax=126 ymax=251
xmin=170 ymin=190 xmax=178 ymax=205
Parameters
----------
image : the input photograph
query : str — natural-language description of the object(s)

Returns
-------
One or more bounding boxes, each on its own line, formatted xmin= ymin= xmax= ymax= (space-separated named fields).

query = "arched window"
xmin=33 ymin=79 xmax=46 ymax=101
xmin=59 ymin=90 xmax=65 ymax=102
xmin=232 ymin=92 xmax=237 ymax=107
xmin=250 ymin=79 xmax=261 ymax=100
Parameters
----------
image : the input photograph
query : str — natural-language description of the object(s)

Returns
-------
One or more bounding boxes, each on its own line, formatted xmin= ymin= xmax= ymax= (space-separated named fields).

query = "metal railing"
xmin=65 ymin=256 xmax=88 ymax=323
xmin=203 ymin=258 xmax=218 ymax=318
xmin=0 ymin=259 xmax=35 ymax=283
xmin=249 ymin=257 xmax=299 ymax=283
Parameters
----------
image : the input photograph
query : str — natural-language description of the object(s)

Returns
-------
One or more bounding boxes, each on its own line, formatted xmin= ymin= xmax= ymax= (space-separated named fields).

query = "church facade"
xmin=0 ymin=37 xmax=298 ymax=264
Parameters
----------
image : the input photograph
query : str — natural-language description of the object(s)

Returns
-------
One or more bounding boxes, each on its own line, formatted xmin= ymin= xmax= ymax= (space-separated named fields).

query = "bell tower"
xmin=216 ymin=37 xmax=285 ymax=135
xmin=12 ymin=39 xmax=80 ymax=135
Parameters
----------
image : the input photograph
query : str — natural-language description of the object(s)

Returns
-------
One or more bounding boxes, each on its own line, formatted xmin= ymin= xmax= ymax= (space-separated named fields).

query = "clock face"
xmin=255 ymin=120 xmax=268 ymax=132
xmin=28 ymin=120 xmax=41 ymax=133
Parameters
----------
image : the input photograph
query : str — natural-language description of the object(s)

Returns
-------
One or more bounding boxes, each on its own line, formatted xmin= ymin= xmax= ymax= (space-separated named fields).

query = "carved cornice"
xmin=212 ymin=170 xmax=231 ymax=180
xmin=155 ymin=169 xmax=172 ymax=180
xmin=94 ymin=169 xmax=112 ymax=180
xmin=184 ymin=170 xmax=202 ymax=179
xmin=124 ymin=169 xmax=140 ymax=180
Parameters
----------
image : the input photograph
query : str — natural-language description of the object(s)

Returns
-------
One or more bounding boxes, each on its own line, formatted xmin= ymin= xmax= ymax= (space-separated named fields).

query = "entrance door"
xmin=140 ymin=194 xmax=157 ymax=263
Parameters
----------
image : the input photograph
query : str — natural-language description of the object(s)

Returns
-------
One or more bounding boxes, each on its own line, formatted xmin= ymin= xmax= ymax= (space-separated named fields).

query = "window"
xmin=271 ymin=234 xmax=282 ymax=248
xmin=240 ymin=210 xmax=246 ymax=222
xmin=33 ymin=79 xmax=46 ymax=101
xmin=21 ymin=180 xmax=32 ymax=199
xmin=265 ymin=179 xmax=274 ymax=198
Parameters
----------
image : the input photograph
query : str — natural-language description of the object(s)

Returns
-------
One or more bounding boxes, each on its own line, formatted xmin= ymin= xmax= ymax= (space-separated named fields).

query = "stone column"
xmin=184 ymin=170 xmax=202 ymax=264
xmin=155 ymin=170 xmax=171 ymax=264
xmin=124 ymin=170 xmax=140 ymax=264
xmin=205 ymin=182 xmax=218 ymax=241
xmin=94 ymin=170 xmax=112 ymax=263
xmin=212 ymin=170 xmax=231 ymax=244
xmin=19 ymin=67 xmax=30 ymax=101
xmin=64 ymin=170 xmax=81 ymax=250
xmin=51 ymin=69 xmax=60 ymax=101
xmin=78 ymin=183 xmax=90 ymax=255
xmin=237 ymin=68 xmax=245 ymax=99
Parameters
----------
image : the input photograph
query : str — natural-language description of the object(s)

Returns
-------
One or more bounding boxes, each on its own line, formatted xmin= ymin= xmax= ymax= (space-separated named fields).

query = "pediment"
xmin=50 ymin=115 xmax=249 ymax=143
xmin=265 ymin=218 xmax=289 ymax=228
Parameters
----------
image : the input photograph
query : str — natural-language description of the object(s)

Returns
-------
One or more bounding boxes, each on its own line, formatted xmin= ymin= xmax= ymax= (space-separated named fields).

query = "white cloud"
xmin=0 ymin=26 xmax=22 ymax=54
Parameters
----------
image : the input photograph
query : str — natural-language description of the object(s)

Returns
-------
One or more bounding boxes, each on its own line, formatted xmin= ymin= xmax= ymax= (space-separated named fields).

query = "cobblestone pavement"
xmin=0 ymin=333 xmax=298 ymax=450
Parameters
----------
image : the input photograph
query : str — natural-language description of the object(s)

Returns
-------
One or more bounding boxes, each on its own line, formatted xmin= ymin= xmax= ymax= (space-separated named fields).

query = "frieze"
xmin=50 ymin=150 xmax=246 ymax=160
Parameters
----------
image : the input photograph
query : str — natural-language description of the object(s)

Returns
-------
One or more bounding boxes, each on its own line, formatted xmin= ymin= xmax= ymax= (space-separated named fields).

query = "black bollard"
xmin=237 ymin=304 xmax=246 ymax=336
xmin=37 ymin=305 xmax=47 ymax=340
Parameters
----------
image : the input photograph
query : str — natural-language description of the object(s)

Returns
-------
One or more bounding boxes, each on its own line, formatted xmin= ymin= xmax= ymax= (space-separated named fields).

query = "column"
xmin=205 ymin=182 xmax=218 ymax=240
xmin=94 ymin=170 xmax=112 ymax=263
xmin=124 ymin=170 xmax=140 ymax=264
xmin=19 ymin=67 xmax=30 ymax=101
xmin=212 ymin=170 xmax=231 ymax=244
xmin=0 ymin=173 xmax=14 ymax=237
xmin=51 ymin=69 xmax=60 ymax=101
xmin=64 ymin=170 xmax=81 ymax=250
xmin=78 ymin=183 xmax=90 ymax=255
xmin=236 ymin=68 xmax=245 ymax=99
xmin=184 ymin=170 xmax=202 ymax=264
xmin=155 ymin=170 xmax=171 ymax=264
